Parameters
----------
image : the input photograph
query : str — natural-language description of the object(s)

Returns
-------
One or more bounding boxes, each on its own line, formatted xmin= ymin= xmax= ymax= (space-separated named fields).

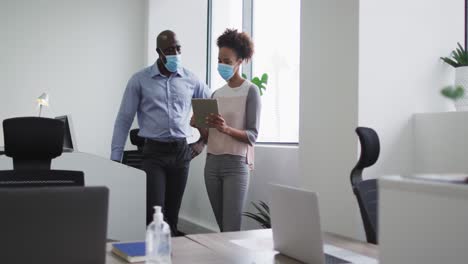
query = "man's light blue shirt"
xmin=111 ymin=63 xmax=211 ymax=161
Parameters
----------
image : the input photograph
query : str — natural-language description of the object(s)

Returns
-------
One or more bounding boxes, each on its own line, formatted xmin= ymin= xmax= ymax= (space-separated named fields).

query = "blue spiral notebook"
xmin=111 ymin=242 xmax=146 ymax=263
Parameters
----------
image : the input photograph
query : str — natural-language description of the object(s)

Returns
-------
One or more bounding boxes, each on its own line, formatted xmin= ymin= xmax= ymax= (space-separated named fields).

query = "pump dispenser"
xmin=145 ymin=206 xmax=171 ymax=264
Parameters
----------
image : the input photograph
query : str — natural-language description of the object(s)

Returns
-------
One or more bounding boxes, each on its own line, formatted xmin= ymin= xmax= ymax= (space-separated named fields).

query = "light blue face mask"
xmin=218 ymin=63 xmax=235 ymax=81
xmin=163 ymin=54 xmax=181 ymax=73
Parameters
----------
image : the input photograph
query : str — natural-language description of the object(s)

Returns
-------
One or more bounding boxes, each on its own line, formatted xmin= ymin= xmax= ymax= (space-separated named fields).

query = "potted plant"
xmin=243 ymin=201 xmax=271 ymax=228
xmin=441 ymin=43 xmax=468 ymax=111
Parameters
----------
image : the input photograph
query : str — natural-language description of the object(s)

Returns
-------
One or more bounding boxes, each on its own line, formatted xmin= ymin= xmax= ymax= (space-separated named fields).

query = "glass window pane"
xmin=210 ymin=0 xmax=243 ymax=90
xmin=252 ymin=0 xmax=300 ymax=143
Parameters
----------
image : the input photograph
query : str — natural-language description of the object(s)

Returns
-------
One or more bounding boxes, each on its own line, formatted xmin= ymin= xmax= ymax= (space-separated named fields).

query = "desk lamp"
xmin=37 ymin=93 xmax=49 ymax=117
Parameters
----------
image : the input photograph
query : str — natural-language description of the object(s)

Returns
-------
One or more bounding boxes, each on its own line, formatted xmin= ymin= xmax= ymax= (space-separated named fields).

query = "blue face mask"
xmin=218 ymin=63 xmax=235 ymax=81
xmin=163 ymin=54 xmax=181 ymax=73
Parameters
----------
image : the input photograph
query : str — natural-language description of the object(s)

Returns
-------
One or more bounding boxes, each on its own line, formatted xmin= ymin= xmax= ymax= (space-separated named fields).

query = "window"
xmin=465 ymin=0 xmax=468 ymax=51
xmin=208 ymin=0 xmax=242 ymax=90
xmin=208 ymin=0 xmax=300 ymax=143
xmin=251 ymin=0 xmax=300 ymax=143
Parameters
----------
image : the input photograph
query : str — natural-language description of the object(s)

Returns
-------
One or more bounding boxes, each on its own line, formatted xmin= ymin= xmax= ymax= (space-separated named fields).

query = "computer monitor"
xmin=55 ymin=115 xmax=77 ymax=152
xmin=0 ymin=187 xmax=109 ymax=264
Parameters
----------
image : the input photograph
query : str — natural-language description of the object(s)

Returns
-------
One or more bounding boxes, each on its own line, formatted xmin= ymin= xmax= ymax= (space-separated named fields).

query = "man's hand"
xmin=190 ymin=115 xmax=198 ymax=128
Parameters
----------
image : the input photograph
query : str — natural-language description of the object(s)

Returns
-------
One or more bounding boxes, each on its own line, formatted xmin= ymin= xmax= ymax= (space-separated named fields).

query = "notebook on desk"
xmin=112 ymin=242 xmax=146 ymax=263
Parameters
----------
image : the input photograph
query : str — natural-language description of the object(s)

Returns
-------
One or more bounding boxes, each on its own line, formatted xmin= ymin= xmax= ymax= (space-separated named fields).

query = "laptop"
xmin=0 ymin=187 xmax=109 ymax=264
xmin=270 ymin=184 xmax=350 ymax=264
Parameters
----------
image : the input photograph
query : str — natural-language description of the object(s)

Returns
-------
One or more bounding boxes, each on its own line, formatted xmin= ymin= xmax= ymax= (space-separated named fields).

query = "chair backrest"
xmin=122 ymin=150 xmax=144 ymax=170
xmin=350 ymin=126 xmax=380 ymax=244
xmin=354 ymin=179 xmax=378 ymax=244
xmin=129 ymin=129 xmax=145 ymax=151
xmin=0 ymin=170 xmax=84 ymax=187
xmin=350 ymin=127 xmax=380 ymax=186
xmin=3 ymin=117 xmax=64 ymax=170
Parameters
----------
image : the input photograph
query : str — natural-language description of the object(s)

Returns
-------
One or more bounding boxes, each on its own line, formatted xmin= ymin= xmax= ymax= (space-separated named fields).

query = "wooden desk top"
xmin=106 ymin=229 xmax=378 ymax=264
xmin=105 ymin=236 xmax=225 ymax=264
xmin=186 ymin=229 xmax=378 ymax=263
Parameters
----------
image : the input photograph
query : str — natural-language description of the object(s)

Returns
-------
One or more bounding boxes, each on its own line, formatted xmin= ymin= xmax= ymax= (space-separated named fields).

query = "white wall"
xmin=299 ymin=0 xmax=360 ymax=239
xmin=147 ymin=0 xmax=208 ymax=80
xmin=359 ymin=0 xmax=464 ymax=179
xmin=414 ymin=112 xmax=468 ymax=174
xmin=0 ymin=0 xmax=147 ymax=158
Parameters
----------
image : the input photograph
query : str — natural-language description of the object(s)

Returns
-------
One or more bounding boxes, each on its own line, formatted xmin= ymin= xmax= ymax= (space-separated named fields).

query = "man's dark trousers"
xmin=142 ymin=138 xmax=190 ymax=236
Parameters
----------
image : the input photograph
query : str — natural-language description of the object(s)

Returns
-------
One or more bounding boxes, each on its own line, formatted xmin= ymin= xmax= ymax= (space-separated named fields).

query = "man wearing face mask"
xmin=111 ymin=30 xmax=211 ymax=236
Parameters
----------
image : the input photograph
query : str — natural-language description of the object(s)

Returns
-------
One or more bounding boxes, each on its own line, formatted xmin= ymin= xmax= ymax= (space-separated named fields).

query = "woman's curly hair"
xmin=217 ymin=28 xmax=254 ymax=61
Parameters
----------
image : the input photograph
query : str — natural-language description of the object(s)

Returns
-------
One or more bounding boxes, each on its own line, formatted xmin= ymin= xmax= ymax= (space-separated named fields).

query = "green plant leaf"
xmin=454 ymin=85 xmax=465 ymax=98
xmin=246 ymin=73 xmax=269 ymax=96
xmin=242 ymin=73 xmax=247 ymax=79
xmin=457 ymin=42 xmax=465 ymax=54
xmin=261 ymin=73 xmax=269 ymax=84
xmin=441 ymin=43 xmax=468 ymax=67
xmin=441 ymin=57 xmax=459 ymax=68
xmin=441 ymin=85 xmax=465 ymax=101
xmin=259 ymin=201 xmax=270 ymax=213
xmin=252 ymin=202 xmax=270 ymax=221
xmin=243 ymin=212 xmax=267 ymax=224
xmin=242 ymin=212 xmax=270 ymax=228
xmin=242 ymin=201 xmax=271 ymax=228
xmin=454 ymin=46 xmax=468 ymax=65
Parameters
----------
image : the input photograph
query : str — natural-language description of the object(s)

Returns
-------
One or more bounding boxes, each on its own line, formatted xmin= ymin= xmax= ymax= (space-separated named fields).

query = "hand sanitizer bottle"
xmin=146 ymin=206 xmax=171 ymax=264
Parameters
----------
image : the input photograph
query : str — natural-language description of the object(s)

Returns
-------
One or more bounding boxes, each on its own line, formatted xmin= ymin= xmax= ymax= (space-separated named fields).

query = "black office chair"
xmin=0 ymin=170 xmax=84 ymax=187
xmin=350 ymin=127 xmax=380 ymax=244
xmin=122 ymin=129 xmax=145 ymax=170
xmin=129 ymin=129 xmax=145 ymax=152
xmin=3 ymin=117 xmax=64 ymax=170
xmin=0 ymin=117 xmax=84 ymax=187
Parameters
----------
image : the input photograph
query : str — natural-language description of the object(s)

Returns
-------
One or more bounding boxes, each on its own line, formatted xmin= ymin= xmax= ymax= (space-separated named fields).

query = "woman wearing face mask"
xmin=191 ymin=29 xmax=261 ymax=232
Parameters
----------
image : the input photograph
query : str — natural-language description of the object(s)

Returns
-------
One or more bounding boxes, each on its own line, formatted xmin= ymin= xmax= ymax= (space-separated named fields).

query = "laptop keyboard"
xmin=325 ymin=253 xmax=350 ymax=264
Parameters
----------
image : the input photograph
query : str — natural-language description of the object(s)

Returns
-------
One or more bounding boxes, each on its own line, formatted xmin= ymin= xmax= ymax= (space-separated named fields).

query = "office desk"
xmin=106 ymin=237 xmax=227 ymax=264
xmin=380 ymin=176 xmax=468 ymax=264
xmin=187 ymin=229 xmax=378 ymax=263
xmin=106 ymin=230 xmax=377 ymax=264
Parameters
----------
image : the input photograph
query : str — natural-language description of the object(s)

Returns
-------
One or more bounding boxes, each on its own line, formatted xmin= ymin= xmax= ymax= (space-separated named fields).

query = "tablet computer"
xmin=192 ymin=99 xmax=219 ymax=128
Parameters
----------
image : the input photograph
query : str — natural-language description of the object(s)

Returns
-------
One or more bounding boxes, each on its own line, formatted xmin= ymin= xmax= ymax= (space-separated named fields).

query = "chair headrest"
xmin=3 ymin=117 xmax=64 ymax=160
xmin=355 ymin=127 xmax=380 ymax=170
